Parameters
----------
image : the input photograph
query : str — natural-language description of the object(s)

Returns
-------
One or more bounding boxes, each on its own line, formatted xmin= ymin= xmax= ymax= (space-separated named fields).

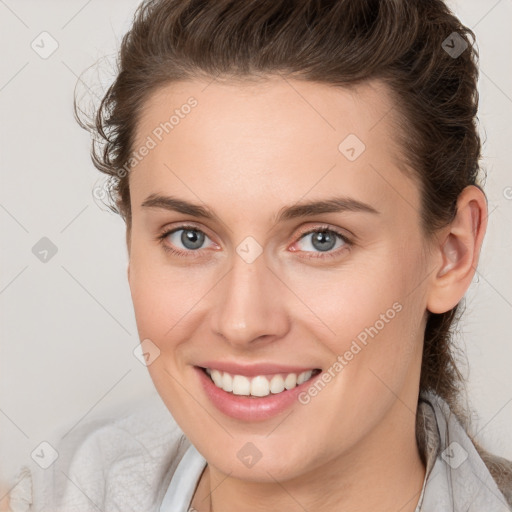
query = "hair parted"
xmin=76 ymin=0 xmax=484 ymax=428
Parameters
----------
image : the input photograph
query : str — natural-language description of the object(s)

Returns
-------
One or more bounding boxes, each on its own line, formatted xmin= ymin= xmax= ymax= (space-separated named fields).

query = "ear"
xmin=426 ymin=185 xmax=488 ymax=314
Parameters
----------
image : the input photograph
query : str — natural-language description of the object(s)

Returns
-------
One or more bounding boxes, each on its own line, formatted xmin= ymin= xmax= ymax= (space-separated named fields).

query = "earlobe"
xmin=426 ymin=185 xmax=487 ymax=314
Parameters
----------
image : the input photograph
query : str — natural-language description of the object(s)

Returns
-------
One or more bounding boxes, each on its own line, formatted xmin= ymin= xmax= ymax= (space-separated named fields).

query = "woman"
xmin=7 ymin=0 xmax=512 ymax=510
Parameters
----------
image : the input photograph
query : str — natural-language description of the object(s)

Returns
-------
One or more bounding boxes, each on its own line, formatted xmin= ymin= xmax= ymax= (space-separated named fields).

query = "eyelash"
xmin=155 ymin=223 xmax=352 ymax=261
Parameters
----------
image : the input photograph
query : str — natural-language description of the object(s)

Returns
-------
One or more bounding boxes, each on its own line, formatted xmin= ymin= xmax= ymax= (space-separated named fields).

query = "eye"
xmin=291 ymin=225 xmax=351 ymax=260
xmin=156 ymin=223 xmax=352 ymax=260
xmin=156 ymin=224 xmax=216 ymax=257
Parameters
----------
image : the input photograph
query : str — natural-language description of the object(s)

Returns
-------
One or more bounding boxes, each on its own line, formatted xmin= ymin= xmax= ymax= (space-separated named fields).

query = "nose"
xmin=210 ymin=249 xmax=290 ymax=348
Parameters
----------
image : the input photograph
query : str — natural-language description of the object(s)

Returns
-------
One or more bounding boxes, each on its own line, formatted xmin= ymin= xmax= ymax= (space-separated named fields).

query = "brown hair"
xmin=79 ymin=0 xmax=480 ymax=437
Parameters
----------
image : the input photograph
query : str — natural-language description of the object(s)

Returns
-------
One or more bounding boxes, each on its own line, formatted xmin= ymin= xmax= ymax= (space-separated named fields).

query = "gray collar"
xmin=415 ymin=391 xmax=510 ymax=511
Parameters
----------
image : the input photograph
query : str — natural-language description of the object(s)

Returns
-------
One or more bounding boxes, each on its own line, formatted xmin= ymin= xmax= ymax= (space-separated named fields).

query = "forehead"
xmin=134 ymin=76 xmax=398 ymax=157
xmin=129 ymin=76 xmax=418 ymax=222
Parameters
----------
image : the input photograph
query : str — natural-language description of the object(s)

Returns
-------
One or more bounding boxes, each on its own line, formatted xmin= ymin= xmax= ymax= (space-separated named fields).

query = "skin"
xmin=126 ymin=75 xmax=487 ymax=512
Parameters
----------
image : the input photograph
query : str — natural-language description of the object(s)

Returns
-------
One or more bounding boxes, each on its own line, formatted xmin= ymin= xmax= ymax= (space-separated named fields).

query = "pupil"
xmin=313 ymin=231 xmax=335 ymax=252
xmin=182 ymin=229 xmax=204 ymax=250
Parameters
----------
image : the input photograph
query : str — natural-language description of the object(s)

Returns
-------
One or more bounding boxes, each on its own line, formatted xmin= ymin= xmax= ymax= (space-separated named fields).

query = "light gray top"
xmin=7 ymin=391 xmax=512 ymax=511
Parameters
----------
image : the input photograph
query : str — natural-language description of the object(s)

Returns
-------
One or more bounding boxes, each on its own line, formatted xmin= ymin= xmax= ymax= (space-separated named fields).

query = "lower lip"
xmin=194 ymin=366 xmax=320 ymax=422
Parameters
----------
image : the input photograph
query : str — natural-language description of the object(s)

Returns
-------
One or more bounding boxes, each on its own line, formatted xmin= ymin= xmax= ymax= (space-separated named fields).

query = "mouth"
xmin=197 ymin=366 xmax=322 ymax=398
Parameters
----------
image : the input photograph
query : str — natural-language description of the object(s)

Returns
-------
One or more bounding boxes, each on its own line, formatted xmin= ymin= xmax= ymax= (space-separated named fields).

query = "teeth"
xmin=249 ymin=375 xmax=270 ymax=397
xmin=232 ymin=375 xmax=251 ymax=395
xmin=269 ymin=375 xmax=285 ymax=394
xmin=297 ymin=371 xmax=310 ymax=385
xmin=205 ymin=368 xmax=316 ymax=397
xmin=221 ymin=372 xmax=233 ymax=392
xmin=284 ymin=373 xmax=297 ymax=389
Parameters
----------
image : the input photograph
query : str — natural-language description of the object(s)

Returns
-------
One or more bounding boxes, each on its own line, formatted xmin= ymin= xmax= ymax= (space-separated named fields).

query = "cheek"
xmin=278 ymin=254 xmax=407 ymax=342
xmin=128 ymin=241 xmax=203 ymax=340
xmin=129 ymin=270 xmax=171 ymax=341
xmin=127 ymin=256 xmax=201 ymax=420
xmin=289 ymin=245 xmax=425 ymax=390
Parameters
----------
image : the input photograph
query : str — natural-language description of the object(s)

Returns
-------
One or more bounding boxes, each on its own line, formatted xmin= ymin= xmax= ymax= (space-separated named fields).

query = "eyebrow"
xmin=141 ymin=193 xmax=380 ymax=223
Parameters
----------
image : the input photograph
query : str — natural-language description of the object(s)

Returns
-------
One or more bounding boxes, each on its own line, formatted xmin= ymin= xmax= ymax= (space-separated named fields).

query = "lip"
xmin=196 ymin=360 xmax=320 ymax=377
xmin=194 ymin=365 xmax=322 ymax=422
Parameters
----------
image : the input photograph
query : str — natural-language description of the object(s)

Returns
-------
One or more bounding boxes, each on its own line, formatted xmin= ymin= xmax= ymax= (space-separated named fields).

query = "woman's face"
xmin=127 ymin=76 xmax=433 ymax=482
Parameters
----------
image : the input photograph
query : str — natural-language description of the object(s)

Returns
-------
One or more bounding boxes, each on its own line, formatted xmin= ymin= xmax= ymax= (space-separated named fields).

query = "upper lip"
xmin=196 ymin=361 xmax=321 ymax=377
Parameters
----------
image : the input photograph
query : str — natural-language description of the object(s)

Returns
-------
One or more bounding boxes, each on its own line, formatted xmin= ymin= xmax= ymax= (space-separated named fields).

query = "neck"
xmin=192 ymin=397 xmax=426 ymax=512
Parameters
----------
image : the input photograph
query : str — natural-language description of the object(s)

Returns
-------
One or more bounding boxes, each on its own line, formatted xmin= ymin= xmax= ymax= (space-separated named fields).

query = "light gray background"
xmin=1 ymin=0 xmax=511 ymax=487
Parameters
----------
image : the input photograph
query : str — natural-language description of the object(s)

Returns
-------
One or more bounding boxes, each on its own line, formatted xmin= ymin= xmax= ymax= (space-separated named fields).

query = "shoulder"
xmin=8 ymin=393 xmax=190 ymax=512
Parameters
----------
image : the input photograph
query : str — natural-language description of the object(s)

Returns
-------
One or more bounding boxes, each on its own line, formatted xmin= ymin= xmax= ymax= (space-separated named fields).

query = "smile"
xmin=203 ymin=367 xmax=322 ymax=397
